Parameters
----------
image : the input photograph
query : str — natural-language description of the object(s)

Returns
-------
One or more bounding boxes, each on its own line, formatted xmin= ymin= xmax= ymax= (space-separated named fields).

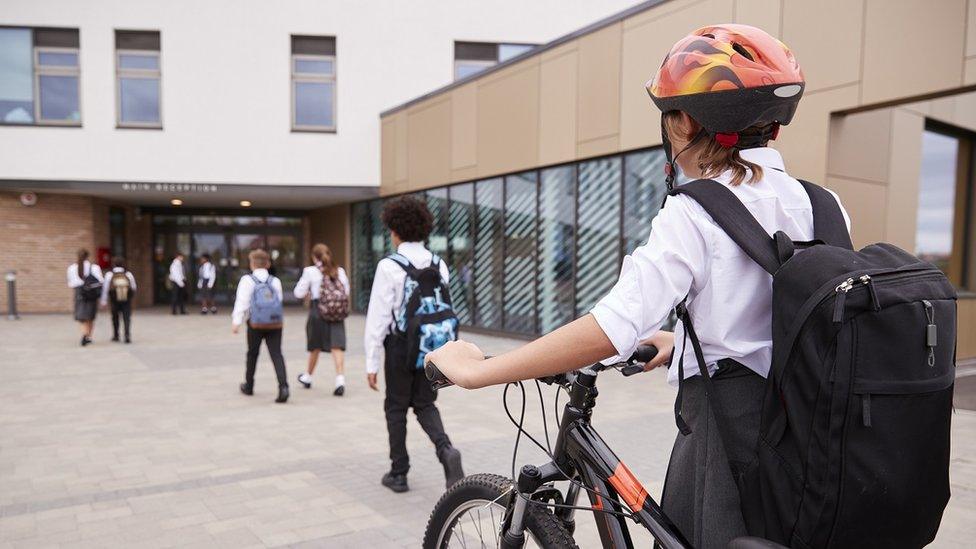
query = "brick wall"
xmin=0 ymin=191 xmax=96 ymax=313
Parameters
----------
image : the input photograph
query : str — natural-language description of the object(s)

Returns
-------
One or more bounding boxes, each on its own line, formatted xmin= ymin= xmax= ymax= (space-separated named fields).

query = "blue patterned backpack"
xmin=388 ymin=253 xmax=459 ymax=369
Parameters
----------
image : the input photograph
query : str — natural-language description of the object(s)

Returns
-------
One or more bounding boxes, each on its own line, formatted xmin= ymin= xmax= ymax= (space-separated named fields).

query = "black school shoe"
xmin=275 ymin=386 xmax=289 ymax=403
xmin=333 ymin=385 xmax=344 ymax=397
xmin=381 ymin=472 xmax=408 ymax=493
xmin=111 ymin=335 xmax=120 ymax=342
xmin=297 ymin=373 xmax=311 ymax=389
xmin=240 ymin=383 xmax=254 ymax=396
xmin=124 ymin=336 xmax=131 ymax=344
xmin=81 ymin=336 xmax=92 ymax=347
xmin=438 ymin=446 xmax=465 ymax=488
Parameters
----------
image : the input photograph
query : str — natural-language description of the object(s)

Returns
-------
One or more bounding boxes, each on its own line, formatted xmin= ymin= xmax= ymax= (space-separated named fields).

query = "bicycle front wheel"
xmin=422 ymin=473 xmax=579 ymax=549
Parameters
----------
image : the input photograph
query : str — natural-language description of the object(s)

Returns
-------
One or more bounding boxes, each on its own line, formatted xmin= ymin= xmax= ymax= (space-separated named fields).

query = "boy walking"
xmin=364 ymin=196 xmax=463 ymax=493
xmin=168 ymin=253 xmax=187 ymax=315
xmin=232 ymin=249 xmax=289 ymax=403
xmin=101 ymin=256 xmax=136 ymax=343
xmin=198 ymin=254 xmax=217 ymax=314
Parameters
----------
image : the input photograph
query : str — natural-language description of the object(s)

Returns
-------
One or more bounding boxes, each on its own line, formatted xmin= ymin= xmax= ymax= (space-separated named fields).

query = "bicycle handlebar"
xmin=425 ymin=345 xmax=660 ymax=390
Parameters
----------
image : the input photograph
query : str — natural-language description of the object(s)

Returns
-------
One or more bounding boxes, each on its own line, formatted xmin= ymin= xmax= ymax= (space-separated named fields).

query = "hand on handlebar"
xmin=640 ymin=330 xmax=674 ymax=371
xmin=423 ymin=340 xmax=487 ymax=389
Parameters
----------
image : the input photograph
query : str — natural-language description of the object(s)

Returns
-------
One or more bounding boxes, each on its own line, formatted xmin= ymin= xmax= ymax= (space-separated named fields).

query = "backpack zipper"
xmin=923 ymin=300 xmax=937 ymax=367
xmin=832 ymin=278 xmax=855 ymax=324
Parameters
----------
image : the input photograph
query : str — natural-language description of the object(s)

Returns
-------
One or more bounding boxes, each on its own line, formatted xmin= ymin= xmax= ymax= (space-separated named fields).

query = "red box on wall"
xmin=96 ymin=247 xmax=111 ymax=269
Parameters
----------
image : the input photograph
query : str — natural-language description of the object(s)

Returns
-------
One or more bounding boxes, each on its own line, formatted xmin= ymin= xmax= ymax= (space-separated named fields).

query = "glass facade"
xmin=350 ymin=147 xmax=668 ymax=336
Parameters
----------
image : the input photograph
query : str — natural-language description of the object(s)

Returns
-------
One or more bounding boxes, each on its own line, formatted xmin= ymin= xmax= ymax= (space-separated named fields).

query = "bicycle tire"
xmin=422 ymin=473 xmax=580 ymax=549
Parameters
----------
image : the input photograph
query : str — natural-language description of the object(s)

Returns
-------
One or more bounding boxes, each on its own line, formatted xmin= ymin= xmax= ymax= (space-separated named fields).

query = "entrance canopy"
xmin=0 ymin=179 xmax=377 ymax=209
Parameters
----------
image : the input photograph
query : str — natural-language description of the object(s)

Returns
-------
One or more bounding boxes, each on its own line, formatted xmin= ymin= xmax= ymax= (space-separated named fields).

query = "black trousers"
xmin=170 ymin=285 xmax=186 ymax=314
xmin=384 ymin=334 xmax=451 ymax=475
xmin=110 ymin=301 xmax=132 ymax=339
xmin=245 ymin=326 xmax=288 ymax=389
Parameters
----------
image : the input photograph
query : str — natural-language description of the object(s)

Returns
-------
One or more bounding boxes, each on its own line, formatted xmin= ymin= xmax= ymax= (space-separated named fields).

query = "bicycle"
xmin=422 ymin=347 xmax=784 ymax=549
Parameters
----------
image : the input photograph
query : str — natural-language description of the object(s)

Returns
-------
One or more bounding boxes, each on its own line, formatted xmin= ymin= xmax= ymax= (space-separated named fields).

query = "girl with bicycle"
xmin=426 ymin=24 xmax=850 ymax=548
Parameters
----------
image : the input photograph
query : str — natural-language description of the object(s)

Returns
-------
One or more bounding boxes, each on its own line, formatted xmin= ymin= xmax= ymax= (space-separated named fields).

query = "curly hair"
xmin=381 ymin=196 xmax=433 ymax=242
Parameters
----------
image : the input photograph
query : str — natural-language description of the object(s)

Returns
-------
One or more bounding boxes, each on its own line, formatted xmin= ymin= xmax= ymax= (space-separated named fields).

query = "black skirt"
xmin=74 ymin=288 xmax=98 ymax=322
xmin=306 ymin=300 xmax=346 ymax=352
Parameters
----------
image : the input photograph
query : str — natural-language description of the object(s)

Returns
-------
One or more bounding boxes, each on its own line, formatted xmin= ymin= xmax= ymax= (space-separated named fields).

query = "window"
xmin=474 ymin=178 xmax=504 ymax=330
xmin=503 ymin=172 xmax=538 ymax=333
xmin=116 ymin=30 xmax=161 ymax=128
xmin=575 ymin=157 xmax=622 ymax=316
xmin=291 ymin=35 xmax=336 ymax=131
xmin=0 ymin=27 xmax=80 ymax=125
xmin=623 ymin=149 xmax=667 ymax=254
xmin=454 ymin=41 xmax=536 ymax=80
xmin=916 ymin=123 xmax=975 ymax=290
xmin=448 ymin=184 xmax=476 ymax=324
xmin=109 ymin=207 xmax=127 ymax=258
xmin=537 ymin=166 xmax=576 ymax=333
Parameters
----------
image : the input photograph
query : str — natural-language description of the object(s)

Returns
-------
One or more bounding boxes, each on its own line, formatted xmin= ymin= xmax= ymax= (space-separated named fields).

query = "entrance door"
xmin=191 ymin=233 xmax=231 ymax=304
xmin=154 ymin=232 xmax=191 ymax=305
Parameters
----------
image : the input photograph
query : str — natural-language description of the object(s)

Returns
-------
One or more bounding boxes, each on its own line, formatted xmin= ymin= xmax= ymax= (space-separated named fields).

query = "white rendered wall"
xmin=0 ymin=0 xmax=640 ymax=188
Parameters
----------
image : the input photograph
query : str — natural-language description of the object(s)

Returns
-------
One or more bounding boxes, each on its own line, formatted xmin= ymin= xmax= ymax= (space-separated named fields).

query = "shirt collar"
xmin=738 ymin=147 xmax=785 ymax=172
xmin=112 ymin=267 xmax=125 ymax=273
xmin=397 ymin=241 xmax=427 ymax=254
xmin=251 ymin=268 xmax=269 ymax=278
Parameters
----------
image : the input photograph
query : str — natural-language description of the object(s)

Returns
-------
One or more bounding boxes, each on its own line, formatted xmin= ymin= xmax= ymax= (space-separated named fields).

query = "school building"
xmin=0 ymin=0 xmax=637 ymax=310
xmin=363 ymin=0 xmax=976 ymax=360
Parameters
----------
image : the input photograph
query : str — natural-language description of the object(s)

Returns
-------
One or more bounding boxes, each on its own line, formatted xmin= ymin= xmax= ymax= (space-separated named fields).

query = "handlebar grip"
xmin=425 ymin=361 xmax=454 ymax=390
xmin=631 ymin=344 xmax=659 ymax=364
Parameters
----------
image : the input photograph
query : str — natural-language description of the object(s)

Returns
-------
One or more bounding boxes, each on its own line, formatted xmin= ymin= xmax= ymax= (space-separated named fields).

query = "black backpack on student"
xmin=670 ymin=179 xmax=956 ymax=549
xmin=79 ymin=267 xmax=103 ymax=302
xmin=387 ymin=253 xmax=459 ymax=370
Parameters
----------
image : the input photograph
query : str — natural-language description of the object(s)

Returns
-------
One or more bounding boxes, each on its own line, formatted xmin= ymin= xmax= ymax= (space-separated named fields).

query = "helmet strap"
xmin=661 ymin=116 xmax=706 ymax=194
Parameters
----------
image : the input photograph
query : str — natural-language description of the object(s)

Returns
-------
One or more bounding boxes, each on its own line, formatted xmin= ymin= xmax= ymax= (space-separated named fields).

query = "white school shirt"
xmin=590 ymin=147 xmax=851 ymax=385
xmin=294 ymin=265 xmax=350 ymax=300
xmin=66 ymin=261 xmax=103 ymax=288
xmin=197 ymin=262 xmax=216 ymax=289
xmin=101 ymin=267 xmax=138 ymax=305
xmin=231 ymin=269 xmax=284 ymax=326
xmin=168 ymin=259 xmax=186 ymax=288
xmin=363 ymin=241 xmax=450 ymax=374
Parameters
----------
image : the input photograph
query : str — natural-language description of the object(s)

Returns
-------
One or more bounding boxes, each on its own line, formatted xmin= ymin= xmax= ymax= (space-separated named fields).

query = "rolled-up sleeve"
xmin=590 ymin=195 xmax=710 ymax=360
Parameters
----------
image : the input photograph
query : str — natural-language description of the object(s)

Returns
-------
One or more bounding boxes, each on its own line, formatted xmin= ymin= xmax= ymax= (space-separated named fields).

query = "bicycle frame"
xmin=502 ymin=368 xmax=690 ymax=549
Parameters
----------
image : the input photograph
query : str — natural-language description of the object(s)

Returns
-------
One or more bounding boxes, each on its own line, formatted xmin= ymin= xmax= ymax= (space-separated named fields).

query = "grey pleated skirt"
xmin=306 ymin=300 xmax=346 ymax=352
xmin=661 ymin=360 xmax=765 ymax=549
xmin=74 ymin=288 xmax=98 ymax=322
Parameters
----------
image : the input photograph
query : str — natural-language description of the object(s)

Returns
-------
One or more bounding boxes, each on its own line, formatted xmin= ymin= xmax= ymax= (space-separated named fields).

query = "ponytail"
xmin=312 ymin=243 xmax=338 ymax=278
xmin=77 ymin=249 xmax=89 ymax=277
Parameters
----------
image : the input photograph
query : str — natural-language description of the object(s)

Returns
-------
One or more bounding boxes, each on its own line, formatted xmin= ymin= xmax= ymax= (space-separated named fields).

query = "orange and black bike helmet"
xmin=647 ymin=24 xmax=804 ymax=186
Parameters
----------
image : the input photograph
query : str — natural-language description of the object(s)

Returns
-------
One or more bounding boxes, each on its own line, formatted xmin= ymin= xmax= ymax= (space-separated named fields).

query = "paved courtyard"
xmin=1 ymin=308 xmax=974 ymax=548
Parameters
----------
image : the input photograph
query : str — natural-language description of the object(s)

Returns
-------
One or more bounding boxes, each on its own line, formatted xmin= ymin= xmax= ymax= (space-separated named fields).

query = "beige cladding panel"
xmin=884 ymin=108 xmax=924 ymax=251
xmin=966 ymin=58 xmax=976 ymax=85
xmin=395 ymin=111 xmax=408 ymax=184
xmin=775 ymin=83 xmax=859 ymax=184
xmin=827 ymin=108 xmax=892 ymax=184
xmin=576 ymin=23 xmax=623 ymax=145
xmin=476 ymin=62 xmax=541 ymax=177
xmin=827 ymin=176 xmax=887 ymax=247
xmin=968 ymin=0 xmax=976 ymax=58
xmin=733 ymin=0 xmax=782 ymax=36
xmin=406 ymin=98 xmax=452 ymax=191
xmin=381 ymin=119 xmax=396 ymax=186
xmin=451 ymin=84 xmax=478 ymax=171
xmin=782 ymin=0 xmax=863 ymax=92
xmin=861 ymin=0 xmax=967 ymax=105
xmin=619 ymin=0 xmax=734 ymax=150
xmin=539 ymin=46 xmax=580 ymax=165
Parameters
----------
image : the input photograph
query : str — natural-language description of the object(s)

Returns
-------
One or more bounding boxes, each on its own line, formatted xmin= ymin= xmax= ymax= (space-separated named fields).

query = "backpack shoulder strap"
xmin=669 ymin=179 xmax=780 ymax=275
xmin=797 ymin=180 xmax=854 ymax=250
xmin=386 ymin=253 xmax=420 ymax=278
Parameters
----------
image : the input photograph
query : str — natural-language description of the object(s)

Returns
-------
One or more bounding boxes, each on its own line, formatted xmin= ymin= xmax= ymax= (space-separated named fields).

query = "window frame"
xmin=453 ymin=58 xmax=495 ymax=81
xmin=115 ymin=47 xmax=162 ymax=129
xmin=290 ymin=52 xmax=337 ymax=132
xmin=33 ymin=45 xmax=81 ymax=126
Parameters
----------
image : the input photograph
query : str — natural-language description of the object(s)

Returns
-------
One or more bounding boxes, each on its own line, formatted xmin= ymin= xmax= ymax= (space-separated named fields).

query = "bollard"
xmin=6 ymin=270 xmax=18 ymax=320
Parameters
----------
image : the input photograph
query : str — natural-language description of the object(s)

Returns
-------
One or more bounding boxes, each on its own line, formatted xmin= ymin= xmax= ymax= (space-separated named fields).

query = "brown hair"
xmin=248 ymin=249 xmax=270 ymax=269
xmin=663 ymin=111 xmax=769 ymax=186
xmin=311 ymin=243 xmax=338 ymax=278
xmin=112 ymin=256 xmax=126 ymax=269
xmin=77 ymin=249 xmax=89 ymax=277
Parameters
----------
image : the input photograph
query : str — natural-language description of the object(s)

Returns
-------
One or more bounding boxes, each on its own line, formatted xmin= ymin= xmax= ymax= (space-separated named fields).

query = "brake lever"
xmin=620 ymin=364 xmax=645 ymax=377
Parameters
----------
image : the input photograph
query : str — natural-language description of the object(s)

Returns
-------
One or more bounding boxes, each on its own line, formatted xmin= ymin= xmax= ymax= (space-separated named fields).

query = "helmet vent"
xmin=702 ymin=33 xmax=716 ymax=39
xmin=731 ymin=42 xmax=754 ymax=62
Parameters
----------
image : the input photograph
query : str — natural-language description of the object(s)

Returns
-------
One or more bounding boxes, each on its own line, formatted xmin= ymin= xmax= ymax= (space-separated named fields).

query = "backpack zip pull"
xmin=833 ymin=278 xmax=854 ymax=324
xmin=923 ymin=300 xmax=937 ymax=367
xmin=860 ymin=275 xmax=880 ymax=311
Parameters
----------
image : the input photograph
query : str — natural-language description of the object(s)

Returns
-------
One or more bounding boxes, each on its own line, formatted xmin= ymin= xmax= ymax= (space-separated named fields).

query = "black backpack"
xmin=388 ymin=253 xmax=459 ymax=370
xmin=670 ymin=179 xmax=955 ymax=549
xmin=79 ymin=267 xmax=103 ymax=302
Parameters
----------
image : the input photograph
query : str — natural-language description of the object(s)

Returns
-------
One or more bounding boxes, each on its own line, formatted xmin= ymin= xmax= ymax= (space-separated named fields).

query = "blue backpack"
xmin=388 ymin=253 xmax=458 ymax=369
xmin=248 ymin=274 xmax=283 ymax=329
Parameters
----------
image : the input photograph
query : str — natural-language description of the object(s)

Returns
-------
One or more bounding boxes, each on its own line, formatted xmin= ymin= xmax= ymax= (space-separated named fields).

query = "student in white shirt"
xmin=100 ymin=256 xmax=137 ymax=344
xmin=66 ymin=248 xmax=104 ymax=346
xmin=364 ymin=196 xmax=463 ymax=494
xmin=197 ymin=254 xmax=217 ymax=315
xmin=168 ymin=253 xmax=187 ymax=315
xmin=294 ymin=243 xmax=350 ymax=395
xmin=232 ymin=249 xmax=289 ymax=403
xmin=425 ymin=25 xmax=849 ymax=548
